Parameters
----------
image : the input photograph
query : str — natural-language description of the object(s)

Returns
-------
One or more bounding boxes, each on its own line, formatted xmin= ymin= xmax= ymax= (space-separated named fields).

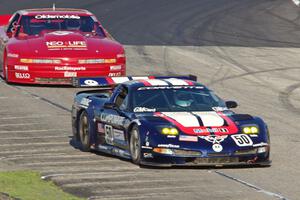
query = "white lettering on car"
xmin=14 ymin=65 xmax=28 ymax=71
xmin=15 ymin=72 xmax=30 ymax=79
xmin=35 ymin=14 xmax=80 ymax=19
xmin=64 ymin=71 xmax=77 ymax=77
xmin=55 ymin=66 xmax=86 ymax=71
xmin=231 ymin=134 xmax=253 ymax=147
xmin=133 ymin=107 xmax=156 ymax=112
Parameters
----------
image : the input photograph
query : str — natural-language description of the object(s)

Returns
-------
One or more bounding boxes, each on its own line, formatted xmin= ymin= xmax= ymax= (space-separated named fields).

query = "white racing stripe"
xmin=111 ymin=77 xmax=130 ymax=83
xmin=165 ymin=78 xmax=189 ymax=85
xmin=193 ymin=111 xmax=225 ymax=127
xmin=131 ymin=76 xmax=149 ymax=80
xmin=162 ymin=111 xmax=225 ymax=127
xmin=162 ymin=112 xmax=200 ymax=127
xmin=145 ymin=79 xmax=168 ymax=86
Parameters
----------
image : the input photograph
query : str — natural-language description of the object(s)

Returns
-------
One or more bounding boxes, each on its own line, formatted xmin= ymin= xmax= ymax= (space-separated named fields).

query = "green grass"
xmin=0 ymin=171 xmax=84 ymax=200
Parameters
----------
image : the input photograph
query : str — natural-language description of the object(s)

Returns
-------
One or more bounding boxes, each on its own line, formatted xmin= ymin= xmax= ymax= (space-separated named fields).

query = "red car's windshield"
xmin=17 ymin=15 xmax=105 ymax=36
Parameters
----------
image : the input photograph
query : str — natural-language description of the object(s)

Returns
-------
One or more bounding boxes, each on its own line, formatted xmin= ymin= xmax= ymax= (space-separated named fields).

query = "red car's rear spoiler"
xmin=72 ymin=75 xmax=197 ymax=87
xmin=0 ymin=15 xmax=12 ymax=26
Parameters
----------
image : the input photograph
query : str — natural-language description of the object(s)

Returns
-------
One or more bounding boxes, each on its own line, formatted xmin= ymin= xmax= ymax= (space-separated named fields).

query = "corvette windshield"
xmin=17 ymin=15 xmax=105 ymax=36
xmin=132 ymin=87 xmax=226 ymax=112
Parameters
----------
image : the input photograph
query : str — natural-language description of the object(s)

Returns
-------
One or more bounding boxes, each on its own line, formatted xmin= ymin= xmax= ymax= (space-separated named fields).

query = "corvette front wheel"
xmin=130 ymin=126 xmax=141 ymax=165
xmin=79 ymin=111 xmax=91 ymax=152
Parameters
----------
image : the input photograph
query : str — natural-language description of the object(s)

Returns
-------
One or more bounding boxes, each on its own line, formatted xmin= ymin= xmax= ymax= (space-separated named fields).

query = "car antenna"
xmin=52 ymin=3 xmax=56 ymax=11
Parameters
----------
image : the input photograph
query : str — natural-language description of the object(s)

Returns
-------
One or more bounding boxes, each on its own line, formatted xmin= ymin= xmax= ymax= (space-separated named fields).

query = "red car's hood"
xmin=153 ymin=111 xmax=239 ymax=136
xmin=13 ymin=31 xmax=123 ymax=58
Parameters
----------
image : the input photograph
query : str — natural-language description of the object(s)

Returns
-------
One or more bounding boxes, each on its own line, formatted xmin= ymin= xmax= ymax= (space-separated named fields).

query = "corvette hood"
xmin=138 ymin=111 xmax=239 ymax=136
xmin=12 ymin=31 xmax=123 ymax=57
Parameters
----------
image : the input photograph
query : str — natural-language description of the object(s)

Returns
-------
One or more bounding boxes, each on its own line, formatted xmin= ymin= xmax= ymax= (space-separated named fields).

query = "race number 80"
xmin=231 ymin=134 xmax=253 ymax=147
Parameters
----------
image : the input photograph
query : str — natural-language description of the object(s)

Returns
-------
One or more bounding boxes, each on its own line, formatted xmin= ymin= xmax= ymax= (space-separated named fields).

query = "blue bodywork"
xmin=71 ymin=78 xmax=271 ymax=167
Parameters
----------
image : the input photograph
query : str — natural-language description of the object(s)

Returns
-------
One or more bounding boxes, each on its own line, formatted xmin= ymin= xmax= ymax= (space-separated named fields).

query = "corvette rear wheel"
xmin=79 ymin=111 xmax=91 ymax=152
xmin=130 ymin=126 xmax=141 ymax=165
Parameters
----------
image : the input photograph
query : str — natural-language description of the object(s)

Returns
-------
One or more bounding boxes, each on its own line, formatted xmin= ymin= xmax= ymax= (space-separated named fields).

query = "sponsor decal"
xmin=55 ymin=66 xmax=86 ymax=71
xmin=252 ymin=142 xmax=268 ymax=147
xmin=80 ymin=98 xmax=91 ymax=107
xmin=15 ymin=72 xmax=30 ymax=79
xmin=7 ymin=53 xmax=19 ymax=58
xmin=46 ymin=41 xmax=87 ymax=49
xmin=100 ymin=113 xmax=125 ymax=126
xmin=112 ymin=148 xmax=129 ymax=157
xmin=212 ymin=107 xmax=228 ymax=112
xmin=138 ymin=86 xmax=203 ymax=90
xmin=199 ymin=135 xmax=228 ymax=144
xmin=14 ymin=65 xmax=28 ymax=71
xmin=110 ymin=65 xmax=122 ymax=71
xmin=231 ymin=134 xmax=253 ymax=147
xmin=49 ymin=31 xmax=73 ymax=36
xmin=64 ymin=71 xmax=77 ymax=77
xmin=35 ymin=14 xmax=80 ymax=19
xmin=142 ymin=146 xmax=152 ymax=149
xmin=199 ymin=135 xmax=228 ymax=152
xmin=84 ymin=79 xmax=99 ymax=86
xmin=108 ymin=72 xmax=122 ymax=76
xmin=193 ymin=127 xmax=228 ymax=134
xmin=157 ymin=144 xmax=180 ymax=148
xmin=97 ymin=122 xmax=105 ymax=133
xmin=143 ymin=153 xmax=153 ymax=158
xmin=98 ymin=145 xmax=109 ymax=150
xmin=104 ymin=124 xmax=114 ymax=145
xmin=167 ymin=135 xmax=177 ymax=138
xmin=133 ymin=107 xmax=156 ymax=112
xmin=212 ymin=144 xmax=223 ymax=152
xmin=179 ymin=135 xmax=198 ymax=142
xmin=113 ymin=129 xmax=125 ymax=141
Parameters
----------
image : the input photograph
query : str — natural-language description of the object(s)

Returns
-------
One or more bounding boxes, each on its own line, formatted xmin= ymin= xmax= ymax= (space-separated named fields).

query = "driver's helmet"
xmin=66 ymin=19 xmax=81 ymax=30
xmin=174 ymin=92 xmax=193 ymax=107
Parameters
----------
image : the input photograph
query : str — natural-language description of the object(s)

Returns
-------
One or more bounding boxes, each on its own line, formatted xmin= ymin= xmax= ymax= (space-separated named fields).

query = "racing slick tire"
xmin=130 ymin=126 xmax=141 ymax=165
xmin=78 ymin=111 xmax=91 ymax=152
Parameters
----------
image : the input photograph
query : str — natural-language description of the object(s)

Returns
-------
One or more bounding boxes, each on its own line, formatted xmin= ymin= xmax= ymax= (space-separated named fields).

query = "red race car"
xmin=0 ymin=8 xmax=126 ymax=85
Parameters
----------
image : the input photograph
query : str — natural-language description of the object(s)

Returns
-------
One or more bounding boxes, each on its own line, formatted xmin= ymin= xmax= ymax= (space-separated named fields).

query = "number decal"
xmin=104 ymin=125 xmax=113 ymax=145
xmin=231 ymin=134 xmax=253 ymax=147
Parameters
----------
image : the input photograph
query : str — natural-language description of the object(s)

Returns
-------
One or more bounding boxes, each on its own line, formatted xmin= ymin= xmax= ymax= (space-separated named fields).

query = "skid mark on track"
xmin=41 ymin=168 xmax=140 ymax=179
xmin=14 ymin=86 xmax=71 ymax=112
xmin=279 ymin=82 xmax=300 ymax=115
xmin=215 ymin=171 xmax=289 ymax=200
xmin=0 ymin=114 xmax=53 ymax=120
xmin=0 ymin=122 xmax=43 ymax=127
xmin=0 ymin=128 xmax=68 ymax=133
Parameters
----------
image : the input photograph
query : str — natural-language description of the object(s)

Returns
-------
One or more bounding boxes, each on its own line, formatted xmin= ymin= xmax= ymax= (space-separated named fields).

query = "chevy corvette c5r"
xmin=0 ymin=8 xmax=125 ymax=85
xmin=71 ymin=76 xmax=271 ymax=167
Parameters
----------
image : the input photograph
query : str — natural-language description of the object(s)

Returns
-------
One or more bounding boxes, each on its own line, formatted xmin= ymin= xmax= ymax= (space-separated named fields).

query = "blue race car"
xmin=71 ymin=76 xmax=271 ymax=167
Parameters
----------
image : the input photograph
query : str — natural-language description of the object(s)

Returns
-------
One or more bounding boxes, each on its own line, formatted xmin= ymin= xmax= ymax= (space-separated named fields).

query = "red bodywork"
xmin=0 ymin=9 xmax=126 ymax=85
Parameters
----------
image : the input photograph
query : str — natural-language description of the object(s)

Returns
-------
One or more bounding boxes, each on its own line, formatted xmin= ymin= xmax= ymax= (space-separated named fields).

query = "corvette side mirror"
xmin=226 ymin=101 xmax=238 ymax=109
xmin=104 ymin=102 xmax=117 ymax=109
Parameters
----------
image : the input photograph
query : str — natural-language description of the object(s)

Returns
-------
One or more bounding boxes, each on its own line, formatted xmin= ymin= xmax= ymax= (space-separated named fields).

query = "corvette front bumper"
xmin=140 ymin=147 xmax=271 ymax=167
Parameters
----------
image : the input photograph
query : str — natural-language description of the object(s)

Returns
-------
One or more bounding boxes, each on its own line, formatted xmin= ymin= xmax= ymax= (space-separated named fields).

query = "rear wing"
xmin=0 ymin=15 xmax=12 ymax=26
xmin=72 ymin=75 xmax=197 ymax=87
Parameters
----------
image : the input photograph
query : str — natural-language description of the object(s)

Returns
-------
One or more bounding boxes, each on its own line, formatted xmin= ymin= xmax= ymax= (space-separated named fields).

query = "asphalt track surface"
xmin=0 ymin=0 xmax=300 ymax=200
